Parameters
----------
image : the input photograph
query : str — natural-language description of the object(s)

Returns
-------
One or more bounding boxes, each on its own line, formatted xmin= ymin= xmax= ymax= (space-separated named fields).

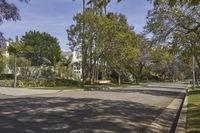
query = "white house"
xmin=62 ymin=51 xmax=82 ymax=79
xmin=0 ymin=41 xmax=12 ymax=74
xmin=0 ymin=41 xmax=9 ymax=58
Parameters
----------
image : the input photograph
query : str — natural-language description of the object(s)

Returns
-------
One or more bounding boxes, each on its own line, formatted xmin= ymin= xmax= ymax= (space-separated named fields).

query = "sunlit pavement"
xmin=0 ymin=87 xmax=60 ymax=96
xmin=0 ymin=83 xmax=187 ymax=133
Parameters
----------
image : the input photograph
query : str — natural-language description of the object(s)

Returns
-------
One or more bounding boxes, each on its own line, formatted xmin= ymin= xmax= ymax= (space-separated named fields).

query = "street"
xmin=0 ymin=83 xmax=187 ymax=133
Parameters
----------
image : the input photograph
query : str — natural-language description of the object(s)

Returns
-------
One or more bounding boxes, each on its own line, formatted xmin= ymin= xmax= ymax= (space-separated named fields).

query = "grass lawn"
xmin=187 ymin=87 xmax=200 ymax=133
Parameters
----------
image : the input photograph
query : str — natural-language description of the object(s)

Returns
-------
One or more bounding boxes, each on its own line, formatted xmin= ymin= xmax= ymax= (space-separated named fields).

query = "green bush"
xmin=44 ymin=81 xmax=56 ymax=87
xmin=0 ymin=74 xmax=14 ymax=80
xmin=16 ymin=80 xmax=24 ymax=88
xmin=55 ymin=79 xmax=81 ymax=86
xmin=0 ymin=80 xmax=13 ymax=87
xmin=13 ymin=79 xmax=81 ymax=87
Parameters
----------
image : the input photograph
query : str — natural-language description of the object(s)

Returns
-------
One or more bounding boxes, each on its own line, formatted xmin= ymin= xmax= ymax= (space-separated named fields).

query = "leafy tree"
xmin=71 ymin=0 xmax=123 ymax=85
xmin=146 ymin=1 xmax=200 ymax=42
xmin=22 ymin=31 xmax=61 ymax=67
xmin=0 ymin=49 xmax=3 ymax=59
xmin=8 ymin=36 xmax=26 ymax=87
xmin=58 ymin=54 xmax=73 ymax=78
xmin=151 ymin=0 xmax=200 ymax=6
xmin=102 ymin=13 xmax=136 ymax=85
xmin=87 ymin=0 xmax=122 ymax=15
xmin=0 ymin=0 xmax=29 ymax=44
xmin=41 ymin=67 xmax=56 ymax=81
xmin=0 ymin=57 xmax=6 ymax=74
xmin=8 ymin=56 xmax=31 ymax=79
xmin=67 ymin=10 xmax=136 ymax=84
xmin=123 ymin=34 xmax=152 ymax=84
xmin=146 ymin=0 xmax=200 ymax=78
xmin=151 ymin=46 xmax=173 ymax=79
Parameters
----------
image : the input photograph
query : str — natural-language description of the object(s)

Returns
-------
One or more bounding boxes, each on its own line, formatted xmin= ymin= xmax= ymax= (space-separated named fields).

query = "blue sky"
xmin=1 ymin=0 xmax=153 ymax=50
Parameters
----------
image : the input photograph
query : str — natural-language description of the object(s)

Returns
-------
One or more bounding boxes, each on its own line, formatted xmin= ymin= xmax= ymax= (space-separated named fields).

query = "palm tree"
xmin=73 ymin=0 xmax=87 ymax=85
xmin=87 ymin=0 xmax=122 ymax=15
xmin=8 ymin=36 xmax=24 ymax=88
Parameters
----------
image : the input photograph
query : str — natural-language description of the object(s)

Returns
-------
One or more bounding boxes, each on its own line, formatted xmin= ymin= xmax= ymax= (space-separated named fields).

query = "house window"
xmin=73 ymin=63 xmax=81 ymax=71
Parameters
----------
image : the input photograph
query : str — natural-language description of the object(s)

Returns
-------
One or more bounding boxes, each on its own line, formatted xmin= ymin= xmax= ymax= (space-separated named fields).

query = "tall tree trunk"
xmin=172 ymin=75 xmax=175 ymax=82
xmin=13 ymin=55 xmax=17 ymax=88
xmin=133 ymin=74 xmax=139 ymax=85
xmin=192 ymin=45 xmax=196 ymax=89
xmin=104 ymin=61 xmax=107 ymax=80
xmin=118 ymin=74 xmax=121 ymax=86
xmin=195 ymin=71 xmax=199 ymax=87
xmin=82 ymin=0 xmax=86 ymax=86
xmin=96 ymin=59 xmax=99 ymax=81
xmin=104 ymin=5 xmax=107 ymax=15
xmin=92 ymin=60 xmax=97 ymax=83
xmin=195 ymin=55 xmax=200 ymax=71
xmin=89 ymin=41 xmax=93 ymax=84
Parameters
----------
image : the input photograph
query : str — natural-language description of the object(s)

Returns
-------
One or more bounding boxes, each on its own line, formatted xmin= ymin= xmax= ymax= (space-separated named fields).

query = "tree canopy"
xmin=0 ymin=0 xmax=29 ymax=44
xmin=22 ymin=31 xmax=61 ymax=67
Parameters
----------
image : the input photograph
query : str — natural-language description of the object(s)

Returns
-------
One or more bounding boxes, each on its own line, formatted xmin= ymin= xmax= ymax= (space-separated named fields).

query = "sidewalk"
xmin=0 ymin=87 xmax=59 ymax=96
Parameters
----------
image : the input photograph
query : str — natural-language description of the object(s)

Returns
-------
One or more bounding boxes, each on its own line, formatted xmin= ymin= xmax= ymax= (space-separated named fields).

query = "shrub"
xmin=43 ymin=81 xmax=56 ymax=87
xmin=0 ymin=80 xmax=13 ymax=87
xmin=12 ymin=79 xmax=81 ymax=88
xmin=55 ymin=79 xmax=81 ymax=86
xmin=16 ymin=80 xmax=24 ymax=88
xmin=0 ymin=74 xmax=14 ymax=80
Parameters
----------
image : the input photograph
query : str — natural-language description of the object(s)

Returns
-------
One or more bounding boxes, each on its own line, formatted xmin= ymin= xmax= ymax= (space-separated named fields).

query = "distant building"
xmin=62 ymin=51 xmax=82 ymax=79
xmin=0 ymin=41 xmax=11 ymax=74
xmin=0 ymin=41 xmax=9 ymax=58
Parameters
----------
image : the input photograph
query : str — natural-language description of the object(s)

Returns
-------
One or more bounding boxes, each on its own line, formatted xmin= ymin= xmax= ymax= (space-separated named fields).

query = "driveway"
xmin=0 ymin=83 xmax=187 ymax=133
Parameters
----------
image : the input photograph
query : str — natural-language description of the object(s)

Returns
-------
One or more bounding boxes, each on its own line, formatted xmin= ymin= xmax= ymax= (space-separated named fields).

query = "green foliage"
xmin=187 ymin=88 xmax=200 ymax=132
xmin=8 ymin=36 xmax=27 ymax=87
xmin=0 ymin=74 xmax=14 ymax=80
xmin=21 ymin=31 xmax=61 ymax=66
xmin=0 ymin=60 xmax=6 ymax=74
xmin=9 ymin=56 xmax=31 ymax=68
xmin=54 ymin=79 xmax=81 ymax=86
xmin=41 ymin=67 xmax=56 ymax=80
xmin=0 ymin=80 xmax=13 ymax=87
xmin=152 ymin=0 xmax=200 ymax=6
xmin=16 ymin=79 xmax=81 ymax=88
xmin=8 ymin=36 xmax=26 ymax=56
xmin=146 ymin=0 xmax=200 ymax=80
xmin=67 ymin=10 xmax=139 ymax=83
xmin=0 ymin=50 xmax=3 ymax=59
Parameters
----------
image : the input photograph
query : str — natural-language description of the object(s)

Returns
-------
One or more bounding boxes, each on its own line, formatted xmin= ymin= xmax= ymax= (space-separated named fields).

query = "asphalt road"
xmin=0 ymin=83 xmax=187 ymax=133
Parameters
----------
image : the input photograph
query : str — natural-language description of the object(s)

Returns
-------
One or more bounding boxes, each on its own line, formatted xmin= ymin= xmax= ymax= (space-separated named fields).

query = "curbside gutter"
xmin=145 ymin=87 xmax=187 ymax=133
xmin=170 ymin=91 xmax=187 ymax=133
xmin=174 ymin=86 xmax=190 ymax=133
xmin=175 ymin=93 xmax=188 ymax=133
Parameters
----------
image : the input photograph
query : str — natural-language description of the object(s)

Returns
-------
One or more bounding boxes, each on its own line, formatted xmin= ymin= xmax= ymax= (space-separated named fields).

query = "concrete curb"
xmin=175 ymin=94 xmax=188 ymax=133
xmin=145 ymin=89 xmax=186 ymax=133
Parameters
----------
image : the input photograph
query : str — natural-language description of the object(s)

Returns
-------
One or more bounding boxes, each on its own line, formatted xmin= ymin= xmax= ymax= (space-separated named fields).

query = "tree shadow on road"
xmin=0 ymin=96 xmax=176 ymax=133
xmin=143 ymin=85 xmax=186 ymax=90
xmin=94 ymin=88 xmax=184 ymax=98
